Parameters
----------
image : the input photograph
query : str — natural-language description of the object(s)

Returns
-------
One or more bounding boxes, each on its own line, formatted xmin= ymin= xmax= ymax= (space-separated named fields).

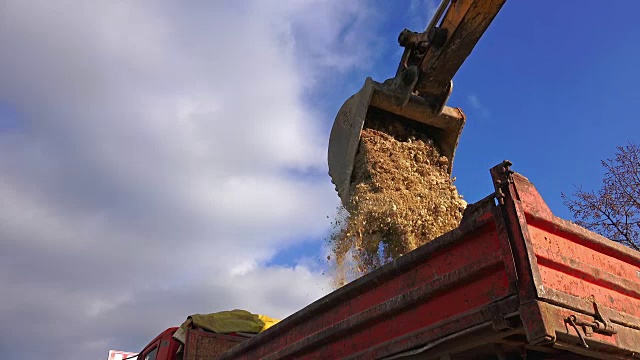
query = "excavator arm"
xmin=400 ymin=0 xmax=506 ymax=103
xmin=328 ymin=0 xmax=506 ymax=206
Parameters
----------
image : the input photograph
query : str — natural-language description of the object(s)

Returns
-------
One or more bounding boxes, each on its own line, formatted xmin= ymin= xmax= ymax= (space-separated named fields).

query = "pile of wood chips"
xmin=328 ymin=117 xmax=467 ymax=288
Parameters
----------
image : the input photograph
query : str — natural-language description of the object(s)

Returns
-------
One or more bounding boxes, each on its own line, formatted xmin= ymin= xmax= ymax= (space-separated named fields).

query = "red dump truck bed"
xmin=210 ymin=161 xmax=640 ymax=360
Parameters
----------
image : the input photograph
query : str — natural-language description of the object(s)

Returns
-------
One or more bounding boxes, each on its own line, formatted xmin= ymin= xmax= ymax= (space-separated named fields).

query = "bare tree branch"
xmin=562 ymin=143 xmax=640 ymax=250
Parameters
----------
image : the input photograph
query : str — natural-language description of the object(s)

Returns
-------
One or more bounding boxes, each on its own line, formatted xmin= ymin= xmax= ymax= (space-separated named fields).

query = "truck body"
xmin=135 ymin=326 xmax=249 ymax=360
xmin=138 ymin=162 xmax=640 ymax=359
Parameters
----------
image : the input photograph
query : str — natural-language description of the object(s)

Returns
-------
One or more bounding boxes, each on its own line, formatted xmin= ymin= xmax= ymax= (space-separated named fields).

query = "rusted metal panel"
xmin=184 ymin=330 xmax=245 ymax=360
xmin=271 ymin=260 xmax=509 ymax=359
xmin=496 ymin=161 xmax=640 ymax=356
xmin=220 ymin=198 xmax=518 ymax=360
xmin=357 ymin=295 xmax=522 ymax=360
xmin=491 ymin=162 xmax=546 ymax=301
xmin=511 ymin=169 xmax=640 ymax=310
xmin=377 ymin=319 xmax=523 ymax=360
xmin=517 ymin=300 xmax=556 ymax=346
xmin=536 ymin=301 xmax=640 ymax=358
xmin=215 ymin=161 xmax=640 ymax=359
xmin=542 ymin=288 xmax=640 ymax=333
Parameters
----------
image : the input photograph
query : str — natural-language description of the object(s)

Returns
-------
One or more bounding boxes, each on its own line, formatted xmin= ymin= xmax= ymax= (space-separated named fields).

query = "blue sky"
xmin=1 ymin=1 xmax=639 ymax=358
xmin=447 ymin=1 xmax=640 ymax=217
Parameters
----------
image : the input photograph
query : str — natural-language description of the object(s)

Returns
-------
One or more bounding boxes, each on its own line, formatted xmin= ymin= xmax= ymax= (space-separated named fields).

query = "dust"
xmin=327 ymin=115 xmax=467 ymax=288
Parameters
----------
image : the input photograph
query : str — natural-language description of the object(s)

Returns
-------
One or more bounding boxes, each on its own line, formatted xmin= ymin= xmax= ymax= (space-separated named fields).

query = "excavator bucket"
xmin=328 ymin=77 xmax=466 ymax=206
xmin=327 ymin=0 xmax=506 ymax=205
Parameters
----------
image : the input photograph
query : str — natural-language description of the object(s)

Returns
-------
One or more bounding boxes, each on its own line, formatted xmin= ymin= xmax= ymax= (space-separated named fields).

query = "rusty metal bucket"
xmin=327 ymin=75 xmax=466 ymax=206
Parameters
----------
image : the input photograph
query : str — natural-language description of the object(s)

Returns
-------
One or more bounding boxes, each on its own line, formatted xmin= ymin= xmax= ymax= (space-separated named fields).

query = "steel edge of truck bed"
xmin=215 ymin=161 xmax=640 ymax=360
xmin=220 ymin=202 xmax=499 ymax=352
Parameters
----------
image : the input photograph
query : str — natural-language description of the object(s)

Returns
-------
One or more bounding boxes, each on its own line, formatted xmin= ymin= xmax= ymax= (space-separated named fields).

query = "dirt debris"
xmin=327 ymin=116 xmax=467 ymax=288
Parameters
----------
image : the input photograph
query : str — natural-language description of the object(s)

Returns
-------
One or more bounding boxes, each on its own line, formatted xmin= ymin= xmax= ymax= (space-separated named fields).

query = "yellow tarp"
xmin=173 ymin=309 xmax=280 ymax=344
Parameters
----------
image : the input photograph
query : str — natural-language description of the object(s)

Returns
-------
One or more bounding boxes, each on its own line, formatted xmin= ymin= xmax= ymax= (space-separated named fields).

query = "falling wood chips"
xmin=328 ymin=119 xmax=467 ymax=288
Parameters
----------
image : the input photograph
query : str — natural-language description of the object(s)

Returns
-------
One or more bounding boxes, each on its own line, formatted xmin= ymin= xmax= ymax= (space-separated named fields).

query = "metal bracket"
xmin=395 ymin=20 xmax=455 ymax=113
xmin=493 ymin=160 xmax=514 ymax=205
xmin=565 ymin=299 xmax=617 ymax=348
xmin=379 ymin=65 xmax=454 ymax=114
xmin=381 ymin=66 xmax=420 ymax=107
xmin=398 ymin=27 xmax=448 ymax=52
xmin=396 ymin=0 xmax=452 ymax=74
xmin=488 ymin=303 xmax=513 ymax=332
xmin=398 ymin=28 xmax=431 ymax=52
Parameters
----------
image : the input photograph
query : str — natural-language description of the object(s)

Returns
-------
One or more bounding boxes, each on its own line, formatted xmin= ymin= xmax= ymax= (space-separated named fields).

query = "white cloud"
xmin=0 ymin=1 xmax=378 ymax=358
xmin=467 ymin=94 xmax=491 ymax=119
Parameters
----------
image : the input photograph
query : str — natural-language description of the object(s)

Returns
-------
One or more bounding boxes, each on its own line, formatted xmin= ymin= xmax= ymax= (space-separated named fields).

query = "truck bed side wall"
xmin=500 ymin=171 xmax=640 ymax=354
xmin=184 ymin=330 xmax=246 ymax=360
xmin=220 ymin=196 xmax=521 ymax=359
